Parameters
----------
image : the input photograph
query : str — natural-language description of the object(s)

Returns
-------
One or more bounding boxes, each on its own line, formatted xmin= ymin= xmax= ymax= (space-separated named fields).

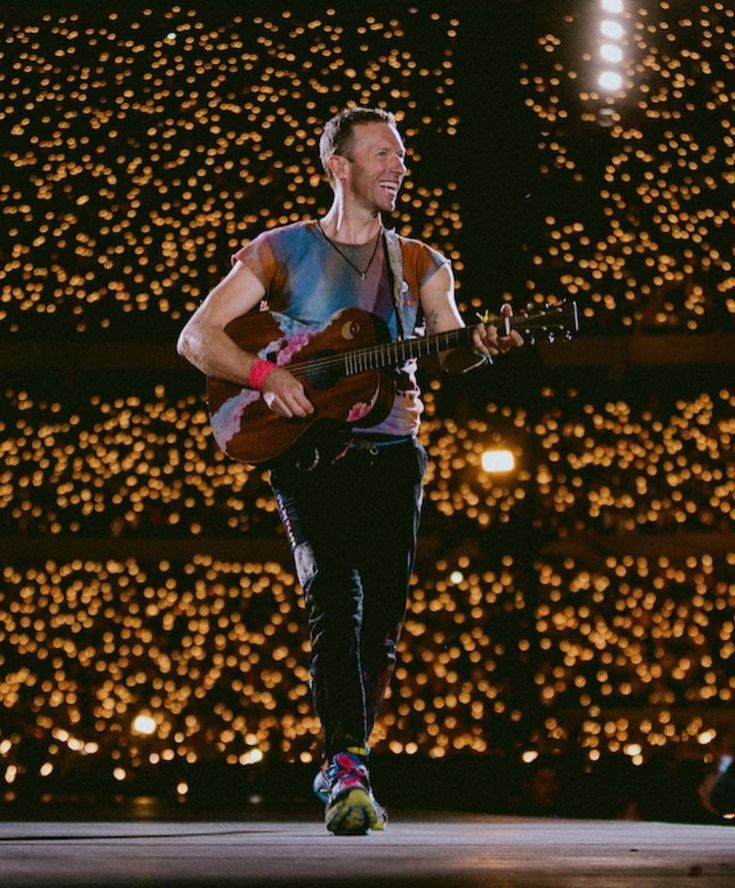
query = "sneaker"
xmin=323 ymin=751 xmax=387 ymax=836
xmin=313 ymin=746 xmax=372 ymax=804
xmin=312 ymin=763 xmax=330 ymax=805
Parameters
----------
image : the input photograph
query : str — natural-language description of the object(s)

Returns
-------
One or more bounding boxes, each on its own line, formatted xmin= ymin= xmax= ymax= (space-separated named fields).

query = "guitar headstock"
xmin=513 ymin=300 xmax=579 ymax=345
xmin=476 ymin=301 xmax=579 ymax=345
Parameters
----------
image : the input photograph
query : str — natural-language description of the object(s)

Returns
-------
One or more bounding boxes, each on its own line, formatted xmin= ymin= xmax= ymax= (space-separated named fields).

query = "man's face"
xmin=336 ymin=121 xmax=407 ymax=213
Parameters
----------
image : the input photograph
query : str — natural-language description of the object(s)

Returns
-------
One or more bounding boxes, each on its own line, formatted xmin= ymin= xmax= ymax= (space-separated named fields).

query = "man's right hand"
xmin=261 ymin=368 xmax=315 ymax=419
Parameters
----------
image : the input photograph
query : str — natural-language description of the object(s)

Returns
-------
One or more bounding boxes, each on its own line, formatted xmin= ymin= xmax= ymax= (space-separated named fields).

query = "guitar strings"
xmin=284 ymin=329 xmax=473 ymax=376
xmin=274 ymin=311 xmax=569 ymax=378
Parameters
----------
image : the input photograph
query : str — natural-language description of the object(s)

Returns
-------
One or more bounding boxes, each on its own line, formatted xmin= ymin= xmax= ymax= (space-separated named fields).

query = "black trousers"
xmin=270 ymin=434 xmax=427 ymax=759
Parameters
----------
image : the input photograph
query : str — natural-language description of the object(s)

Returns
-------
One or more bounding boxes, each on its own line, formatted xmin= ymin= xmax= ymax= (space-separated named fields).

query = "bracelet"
xmin=248 ymin=358 xmax=276 ymax=390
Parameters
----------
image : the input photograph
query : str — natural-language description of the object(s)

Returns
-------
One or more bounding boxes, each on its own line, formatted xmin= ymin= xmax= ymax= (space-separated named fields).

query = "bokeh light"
xmin=1 ymin=2 xmax=733 ymax=805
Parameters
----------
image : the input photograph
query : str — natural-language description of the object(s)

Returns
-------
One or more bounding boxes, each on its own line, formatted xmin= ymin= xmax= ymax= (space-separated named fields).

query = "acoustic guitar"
xmin=207 ymin=301 xmax=579 ymax=464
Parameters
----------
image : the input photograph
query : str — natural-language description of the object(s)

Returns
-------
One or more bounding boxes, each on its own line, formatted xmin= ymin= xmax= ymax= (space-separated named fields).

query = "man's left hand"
xmin=472 ymin=303 xmax=524 ymax=357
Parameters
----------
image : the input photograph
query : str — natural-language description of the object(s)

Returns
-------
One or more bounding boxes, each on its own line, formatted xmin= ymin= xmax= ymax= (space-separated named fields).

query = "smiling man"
xmin=177 ymin=107 xmax=522 ymax=835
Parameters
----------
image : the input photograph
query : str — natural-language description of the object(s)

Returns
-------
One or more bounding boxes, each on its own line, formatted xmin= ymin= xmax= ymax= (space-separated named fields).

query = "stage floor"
xmin=1 ymin=814 xmax=734 ymax=887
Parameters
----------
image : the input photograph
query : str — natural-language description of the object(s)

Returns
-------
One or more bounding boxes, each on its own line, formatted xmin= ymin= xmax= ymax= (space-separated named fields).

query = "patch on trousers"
xmin=293 ymin=541 xmax=317 ymax=587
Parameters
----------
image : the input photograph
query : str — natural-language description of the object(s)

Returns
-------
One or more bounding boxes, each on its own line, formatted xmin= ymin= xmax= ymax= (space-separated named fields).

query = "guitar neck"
xmin=286 ymin=302 xmax=576 ymax=378
xmin=341 ymin=326 xmax=475 ymax=376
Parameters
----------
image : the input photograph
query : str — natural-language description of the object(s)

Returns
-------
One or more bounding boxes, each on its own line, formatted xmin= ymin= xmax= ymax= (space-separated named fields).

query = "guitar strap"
xmin=383 ymin=228 xmax=407 ymax=340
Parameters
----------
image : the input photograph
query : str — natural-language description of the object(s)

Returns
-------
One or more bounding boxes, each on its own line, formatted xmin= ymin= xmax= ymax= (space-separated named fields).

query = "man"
xmin=177 ymin=107 xmax=522 ymax=835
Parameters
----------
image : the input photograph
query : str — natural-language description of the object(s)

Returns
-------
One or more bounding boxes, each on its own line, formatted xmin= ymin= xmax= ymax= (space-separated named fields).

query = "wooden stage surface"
xmin=1 ymin=814 xmax=733 ymax=887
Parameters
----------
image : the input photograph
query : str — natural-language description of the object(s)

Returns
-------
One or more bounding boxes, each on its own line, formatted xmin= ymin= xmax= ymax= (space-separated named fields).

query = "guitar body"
xmin=206 ymin=298 xmax=579 ymax=465
xmin=207 ymin=307 xmax=397 ymax=464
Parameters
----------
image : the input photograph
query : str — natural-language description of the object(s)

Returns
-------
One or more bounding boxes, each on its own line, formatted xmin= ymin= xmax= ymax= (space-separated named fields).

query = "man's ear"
xmin=328 ymin=153 xmax=348 ymax=181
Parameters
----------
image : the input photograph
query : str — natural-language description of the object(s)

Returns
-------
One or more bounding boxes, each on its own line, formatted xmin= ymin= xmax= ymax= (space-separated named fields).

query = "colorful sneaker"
xmin=312 ymin=762 xmax=330 ymax=805
xmin=324 ymin=751 xmax=387 ymax=836
xmin=314 ymin=745 xmax=373 ymax=803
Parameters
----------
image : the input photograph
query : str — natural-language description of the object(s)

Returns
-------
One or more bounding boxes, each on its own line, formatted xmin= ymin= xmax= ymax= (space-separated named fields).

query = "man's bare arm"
xmin=177 ymin=261 xmax=314 ymax=418
xmin=419 ymin=264 xmax=523 ymax=372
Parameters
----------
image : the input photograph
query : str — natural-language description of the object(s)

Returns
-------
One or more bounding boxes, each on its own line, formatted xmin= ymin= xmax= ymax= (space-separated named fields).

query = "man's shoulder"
xmin=232 ymin=219 xmax=316 ymax=266
xmin=386 ymin=229 xmax=442 ymax=257
xmin=385 ymin=228 xmax=424 ymax=248
xmin=386 ymin=231 xmax=450 ymax=274
xmin=254 ymin=219 xmax=317 ymax=246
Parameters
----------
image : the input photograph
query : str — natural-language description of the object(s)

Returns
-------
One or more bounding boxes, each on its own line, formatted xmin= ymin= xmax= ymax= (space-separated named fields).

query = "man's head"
xmin=319 ymin=106 xmax=397 ymax=187
xmin=319 ymin=107 xmax=406 ymax=213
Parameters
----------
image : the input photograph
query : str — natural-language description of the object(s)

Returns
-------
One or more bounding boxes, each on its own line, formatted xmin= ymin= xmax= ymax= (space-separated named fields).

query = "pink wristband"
xmin=248 ymin=359 xmax=276 ymax=391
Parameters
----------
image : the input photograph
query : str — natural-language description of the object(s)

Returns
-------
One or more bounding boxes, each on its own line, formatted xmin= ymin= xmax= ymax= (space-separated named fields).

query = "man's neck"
xmin=320 ymin=200 xmax=382 ymax=245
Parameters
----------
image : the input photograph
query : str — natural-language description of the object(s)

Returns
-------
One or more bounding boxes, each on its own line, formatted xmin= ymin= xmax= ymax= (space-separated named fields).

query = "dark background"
xmin=0 ymin=1 xmax=733 ymax=823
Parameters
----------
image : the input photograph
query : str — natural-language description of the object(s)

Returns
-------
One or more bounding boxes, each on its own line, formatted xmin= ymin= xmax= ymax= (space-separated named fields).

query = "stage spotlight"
xmin=599 ymin=71 xmax=623 ymax=91
xmin=601 ymin=0 xmax=624 ymax=13
xmin=600 ymin=19 xmax=624 ymax=40
xmin=600 ymin=43 xmax=623 ymax=63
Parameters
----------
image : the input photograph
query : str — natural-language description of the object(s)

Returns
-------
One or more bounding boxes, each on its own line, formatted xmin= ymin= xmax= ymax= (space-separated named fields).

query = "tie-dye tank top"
xmin=231 ymin=220 xmax=448 ymax=436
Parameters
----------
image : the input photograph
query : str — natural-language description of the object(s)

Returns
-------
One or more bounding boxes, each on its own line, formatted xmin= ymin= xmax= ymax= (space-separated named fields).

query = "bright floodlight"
xmin=600 ymin=43 xmax=623 ymax=63
xmin=599 ymin=70 xmax=623 ymax=91
xmin=481 ymin=449 xmax=515 ymax=472
xmin=601 ymin=19 xmax=624 ymax=40
xmin=132 ymin=713 xmax=157 ymax=735
xmin=601 ymin=0 xmax=624 ymax=13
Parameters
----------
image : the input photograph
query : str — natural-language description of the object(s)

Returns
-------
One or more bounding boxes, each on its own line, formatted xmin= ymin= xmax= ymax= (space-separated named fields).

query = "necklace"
xmin=317 ymin=221 xmax=382 ymax=280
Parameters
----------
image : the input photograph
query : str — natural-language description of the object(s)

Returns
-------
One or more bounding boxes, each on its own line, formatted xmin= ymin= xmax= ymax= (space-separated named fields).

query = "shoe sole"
xmin=325 ymin=788 xmax=387 ymax=836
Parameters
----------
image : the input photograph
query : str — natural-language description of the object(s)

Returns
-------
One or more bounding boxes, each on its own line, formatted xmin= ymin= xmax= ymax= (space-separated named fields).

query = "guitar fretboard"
xmin=286 ymin=303 xmax=576 ymax=379
xmin=342 ymin=327 xmax=475 ymax=375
